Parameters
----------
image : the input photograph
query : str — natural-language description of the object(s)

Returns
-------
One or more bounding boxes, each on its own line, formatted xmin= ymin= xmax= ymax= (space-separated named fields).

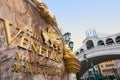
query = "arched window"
xmin=116 ymin=36 xmax=120 ymax=43
xmin=106 ymin=38 xmax=114 ymax=45
xmin=86 ymin=40 xmax=94 ymax=49
xmin=80 ymin=48 xmax=84 ymax=53
xmin=76 ymin=52 xmax=79 ymax=55
xmin=98 ymin=40 xmax=104 ymax=45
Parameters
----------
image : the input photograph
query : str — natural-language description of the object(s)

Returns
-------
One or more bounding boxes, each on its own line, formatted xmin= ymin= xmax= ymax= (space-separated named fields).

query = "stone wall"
xmin=0 ymin=0 xmax=68 ymax=80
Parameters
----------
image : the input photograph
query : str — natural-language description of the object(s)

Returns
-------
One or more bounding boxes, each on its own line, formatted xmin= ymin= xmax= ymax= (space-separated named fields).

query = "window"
xmin=116 ymin=36 xmax=120 ymax=43
xmin=80 ymin=49 xmax=84 ymax=53
xmin=106 ymin=64 xmax=114 ymax=67
xmin=76 ymin=52 xmax=79 ymax=55
xmin=102 ymin=69 xmax=113 ymax=73
xmin=98 ymin=40 xmax=104 ymax=45
xmin=86 ymin=40 xmax=94 ymax=49
xmin=106 ymin=38 xmax=114 ymax=45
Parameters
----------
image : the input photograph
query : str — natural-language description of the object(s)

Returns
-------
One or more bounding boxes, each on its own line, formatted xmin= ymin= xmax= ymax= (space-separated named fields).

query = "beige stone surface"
xmin=0 ymin=0 xmax=68 ymax=80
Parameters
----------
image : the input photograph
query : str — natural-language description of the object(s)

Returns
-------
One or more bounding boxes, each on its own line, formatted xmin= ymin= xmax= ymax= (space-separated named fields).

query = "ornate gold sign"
xmin=0 ymin=18 xmax=63 ymax=76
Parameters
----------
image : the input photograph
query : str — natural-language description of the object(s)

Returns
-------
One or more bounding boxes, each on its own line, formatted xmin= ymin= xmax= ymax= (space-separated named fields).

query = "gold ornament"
xmin=31 ymin=0 xmax=58 ymax=27
xmin=63 ymin=45 xmax=76 ymax=59
xmin=41 ymin=27 xmax=61 ymax=50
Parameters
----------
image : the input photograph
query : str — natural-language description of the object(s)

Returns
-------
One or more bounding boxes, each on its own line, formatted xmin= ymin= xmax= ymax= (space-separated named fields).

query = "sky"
xmin=41 ymin=0 xmax=120 ymax=51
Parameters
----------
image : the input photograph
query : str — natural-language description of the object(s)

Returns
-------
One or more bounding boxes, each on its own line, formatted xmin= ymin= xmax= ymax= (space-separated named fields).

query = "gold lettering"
xmin=50 ymin=53 xmax=58 ymax=62
xmin=57 ymin=70 xmax=62 ymax=76
xmin=27 ymin=57 xmax=35 ymax=63
xmin=18 ymin=36 xmax=29 ymax=50
xmin=31 ymin=66 xmax=36 ymax=74
xmin=37 ymin=35 xmax=41 ymax=41
xmin=0 ymin=19 xmax=64 ymax=76
xmin=38 ymin=46 xmax=44 ymax=57
xmin=37 ymin=67 xmax=42 ymax=74
xmin=32 ymin=33 xmax=37 ymax=39
xmin=15 ymin=52 xmax=21 ymax=60
xmin=57 ymin=55 xmax=62 ymax=63
xmin=26 ymin=29 xmax=32 ymax=37
xmin=36 ymin=33 xmax=41 ymax=41
xmin=0 ymin=18 xmax=23 ymax=45
xmin=15 ymin=52 xmax=26 ymax=61
xmin=12 ymin=63 xmax=21 ymax=72
xmin=55 ymin=55 xmax=59 ymax=62
xmin=45 ymin=49 xmax=49 ymax=58
xmin=31 ymin=42 xmax=39 ymax=53
xmin=24 ymin=65 xmax=31 ymax=73
xmin=50 ymin=53 xmax=55 ymax=60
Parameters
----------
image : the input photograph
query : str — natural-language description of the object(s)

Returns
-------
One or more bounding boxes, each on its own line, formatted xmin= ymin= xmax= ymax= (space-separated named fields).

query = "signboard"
xmin=0 ymin=18 xmax=64 ymax=75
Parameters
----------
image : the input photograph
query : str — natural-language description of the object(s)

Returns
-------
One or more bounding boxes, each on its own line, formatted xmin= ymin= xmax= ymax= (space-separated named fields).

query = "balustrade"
xmin=77 ymin=43 xmax=120 ymax=60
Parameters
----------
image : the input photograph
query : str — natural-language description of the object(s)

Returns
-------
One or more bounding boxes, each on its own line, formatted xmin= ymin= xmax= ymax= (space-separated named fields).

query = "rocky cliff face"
xmin=0 ymin=0 xmax=68 ymax=80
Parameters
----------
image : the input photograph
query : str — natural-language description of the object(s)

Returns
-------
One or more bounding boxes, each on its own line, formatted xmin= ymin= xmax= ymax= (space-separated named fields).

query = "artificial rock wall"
xmin=0 ymin=0 xmax=68 ymax=80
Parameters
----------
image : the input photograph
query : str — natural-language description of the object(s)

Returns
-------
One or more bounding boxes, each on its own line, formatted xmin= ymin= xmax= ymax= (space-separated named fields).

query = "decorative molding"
xmin=31 ymin=0 xmax=58 ymax=27
xmin=64 ymin=58 xmax=81 ymax=73
xmin=63 ymin=45 xmax=76 ymax=59
xmin=63 ymin=45 xmax=81 ymax=73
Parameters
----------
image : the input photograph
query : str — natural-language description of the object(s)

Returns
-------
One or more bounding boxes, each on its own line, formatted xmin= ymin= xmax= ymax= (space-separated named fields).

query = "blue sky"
xmin=41 ymin=0 xmax=120 ymax=51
